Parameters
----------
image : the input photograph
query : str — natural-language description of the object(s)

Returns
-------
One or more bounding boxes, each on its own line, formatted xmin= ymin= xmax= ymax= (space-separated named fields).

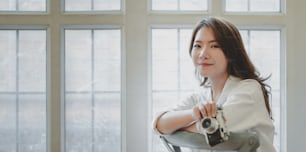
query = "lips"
xmin=199 ymin=62 xmax=213 ymax=66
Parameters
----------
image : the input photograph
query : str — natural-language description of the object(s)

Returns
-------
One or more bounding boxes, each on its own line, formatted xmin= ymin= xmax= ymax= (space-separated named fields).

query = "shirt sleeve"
xmin=151 ymin=92 xmax=209 ymax=135
xmin=222 ymin=79 xmax=271 ymax=132
xmin=151 ymin=111 xmax=168 ymax=135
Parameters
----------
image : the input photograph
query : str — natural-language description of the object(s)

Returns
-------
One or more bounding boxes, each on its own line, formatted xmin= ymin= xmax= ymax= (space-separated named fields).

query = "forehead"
xmin=194 ymin=26 xmax=216 ymax=42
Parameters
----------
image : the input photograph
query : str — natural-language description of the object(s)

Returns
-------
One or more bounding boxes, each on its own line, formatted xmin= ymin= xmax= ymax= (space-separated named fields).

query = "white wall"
xmin=286 ymin=1 xmax=306 ymax=151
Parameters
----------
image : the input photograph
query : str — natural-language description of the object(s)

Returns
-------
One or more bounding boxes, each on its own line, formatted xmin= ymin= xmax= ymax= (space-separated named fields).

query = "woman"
xmin=152 ymin=17 xmax=275 ymax=152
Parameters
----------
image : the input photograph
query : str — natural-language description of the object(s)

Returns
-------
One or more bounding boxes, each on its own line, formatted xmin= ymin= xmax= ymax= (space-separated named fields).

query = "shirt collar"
xmin=213 ymin=75 xmax=241 ymax=106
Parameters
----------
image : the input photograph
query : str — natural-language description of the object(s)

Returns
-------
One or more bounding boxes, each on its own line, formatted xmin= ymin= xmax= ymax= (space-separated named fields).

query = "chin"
xmin=200 ymin=72 xmax=210 ymax=78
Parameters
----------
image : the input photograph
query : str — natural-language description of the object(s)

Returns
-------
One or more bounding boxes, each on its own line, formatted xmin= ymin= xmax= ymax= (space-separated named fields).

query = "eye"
xmin=211 ymin=44 xmax=220 ymax=48
xmin=193 ymin=44 xmax=201 ymax=48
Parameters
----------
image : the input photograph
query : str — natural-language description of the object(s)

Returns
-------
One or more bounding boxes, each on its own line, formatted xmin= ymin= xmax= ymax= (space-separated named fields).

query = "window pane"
xmin=250 ymin=0 xmax=280 ymax=12
xmin=65 ymin=0 xmax=121 ymax=11
xmin=225 ymin=0 xmax=248 ymax=12
xmin=65 ymin=30 xmax=92 ymax=92
xmin=19 ymin=94 xmax=46 ymax=152
xmin=18 ymin=0 xmax=46 ymax=11
xmin=65 ymin=0 xmax=91 ymax=11
xmin=94 ymin=0 xmax=121 ymax=10
xmin=0 ymin=30 xmax=16 ymax=92
xmin=94 ymin=93 xmax=121 ymax=152
xmin=19 ymin=31 xmax=46 ymax=92
xmin=225 ymin=0 xmax=281 ymax=12
xmin=0 ymin=0 xmax=16 ymax=11
xmin=152 ymin=29 xmax=178 ymax=90
xmin=94 ymin=30 xmax=121 ymax=91
xmin=249 ymin=31 xmax=280 ymax=90
xmin=152 ymin=0 xmax=208 ymax=11
xmin=64 ymin=29 xmax=121 ymax=152
xmin=65 ymin=93 xmax=92 ymax=151
xmin=0 ymin=95 xmax=16 ymax=151
xmin=180 ymin=0 xmax=208 ymax=10
xmin=0 ymin=29 xmax=47 ymax=152
xmin=152 ymin=0 xmax=178 ymax=10
xmin=0 ymin=0 xmax=46 ymax=11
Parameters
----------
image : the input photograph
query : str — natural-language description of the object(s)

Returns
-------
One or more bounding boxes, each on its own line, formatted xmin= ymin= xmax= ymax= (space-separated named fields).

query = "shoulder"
xmin=224 ymin=77 xmax=264 ymax=105
xmin=229 ymin=77 xmax=262 ymax=94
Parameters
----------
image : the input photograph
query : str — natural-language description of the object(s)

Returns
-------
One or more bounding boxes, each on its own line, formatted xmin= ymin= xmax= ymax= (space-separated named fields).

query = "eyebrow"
xmin=194 ymin=40 xmax=218 ymax=43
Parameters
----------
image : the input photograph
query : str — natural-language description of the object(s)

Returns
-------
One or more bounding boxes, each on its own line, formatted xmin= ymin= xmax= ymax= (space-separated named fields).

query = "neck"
xmin=210 ymin=74 xmax=229 ymax=101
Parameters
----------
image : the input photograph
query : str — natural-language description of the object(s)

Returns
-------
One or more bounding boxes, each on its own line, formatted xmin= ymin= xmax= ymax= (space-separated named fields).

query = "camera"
xmin=200 ymin=108 xmax=230 ymax=147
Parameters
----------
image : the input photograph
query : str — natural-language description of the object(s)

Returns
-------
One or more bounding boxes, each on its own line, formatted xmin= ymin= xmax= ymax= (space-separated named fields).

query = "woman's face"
xmin=191 ymin=26 xmax=228 ymax=79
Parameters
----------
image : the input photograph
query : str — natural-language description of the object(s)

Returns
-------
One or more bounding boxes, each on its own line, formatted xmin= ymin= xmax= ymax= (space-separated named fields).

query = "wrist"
xmin=191 ymin=106 xmax=201 ymax=122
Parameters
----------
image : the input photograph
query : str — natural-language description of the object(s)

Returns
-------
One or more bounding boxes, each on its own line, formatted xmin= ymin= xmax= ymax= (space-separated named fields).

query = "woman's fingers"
xmin=204 ymin=104 xmax=211 ymax=117
xmin=193 ymin=102 xmax=217 ymax=121
xmin=198 ymin=104 xmax=207 ymax=117
xmin=203 ymin=102 xmax=217 ymax=118
xmin=211 ymin=102 xmax=217 ymax=117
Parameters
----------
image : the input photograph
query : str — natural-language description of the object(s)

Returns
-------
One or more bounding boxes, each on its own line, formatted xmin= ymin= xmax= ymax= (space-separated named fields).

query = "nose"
xmin=199 ymin=45 xmax=208 ymax=59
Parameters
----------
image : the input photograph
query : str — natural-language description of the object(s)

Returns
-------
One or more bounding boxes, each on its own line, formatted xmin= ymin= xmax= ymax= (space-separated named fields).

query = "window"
xmin=0 ymin=29 xmax=47 ymax=152
xmin=225 ymin=0 xmax=281 ymax=12
xmin=2 ymin=0 xmax=303 ymax=152
xmin=0 ymin=0 xmax=46 ymax=12
xmin=151 ymin=0 xmax=208 ymax=11
xmin=63 ymin=28 xmax=122 ymax=152
xmin=64 ymin=0 xmax=121 ymax=12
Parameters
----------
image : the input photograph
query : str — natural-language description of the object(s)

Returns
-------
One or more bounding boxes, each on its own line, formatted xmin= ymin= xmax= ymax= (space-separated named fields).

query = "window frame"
xmin=148 ymin=0 xmax=211 ymax=14
xmin=0 ymin=25 xmax=50 ymax=152
xmin=60 ymin=25 xmax=126 ymax=152
xmin=0 ymin=0 xmax=49 ymax=14
xmin=222 ymin=0 xmax=286 ymax=15
xmin=60 ymin=0 xmax=125 ymax=14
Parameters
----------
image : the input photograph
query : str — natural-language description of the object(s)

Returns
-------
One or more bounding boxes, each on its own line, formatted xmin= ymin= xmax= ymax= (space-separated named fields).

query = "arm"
xmin=156 ymin=101 xmax=216 ymax=134
xmin=153 ymin=93 xmax=212 ymax=134
xmin=156 ymin=109 xmax=196 ymax=134
xmin=180 ymin=122 xmax=198 ymax=133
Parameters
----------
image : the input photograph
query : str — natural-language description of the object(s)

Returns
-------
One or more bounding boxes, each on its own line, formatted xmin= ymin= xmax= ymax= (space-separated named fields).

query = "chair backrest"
xmin=160 ymin=131 xmax=259 ymax=152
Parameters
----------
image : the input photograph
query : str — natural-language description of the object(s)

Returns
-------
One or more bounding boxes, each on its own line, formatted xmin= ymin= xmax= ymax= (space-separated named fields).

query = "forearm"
xmin=156 ymin=109 xmax=196 ymax=134
xmin=180 ymin=122 xmax=198 ymax=133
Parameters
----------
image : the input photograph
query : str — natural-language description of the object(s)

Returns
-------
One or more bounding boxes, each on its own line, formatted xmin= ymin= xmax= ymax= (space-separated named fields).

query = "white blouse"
xmin=152 ymin=76 xmax=276 ymax=152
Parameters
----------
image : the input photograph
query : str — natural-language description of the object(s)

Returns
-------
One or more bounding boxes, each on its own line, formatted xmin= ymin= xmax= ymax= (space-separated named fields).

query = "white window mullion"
xmin=90 ymin=29 xmax=95 ymax=152
xmin=16 ymin=30 xmax=20 ymax=152
xmin=177 ymin=29 xmax=181 ymax=98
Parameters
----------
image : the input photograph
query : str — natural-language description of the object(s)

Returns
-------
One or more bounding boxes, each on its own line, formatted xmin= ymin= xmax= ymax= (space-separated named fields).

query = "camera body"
xmin=200 ymin=108 xmax=230 ymax=146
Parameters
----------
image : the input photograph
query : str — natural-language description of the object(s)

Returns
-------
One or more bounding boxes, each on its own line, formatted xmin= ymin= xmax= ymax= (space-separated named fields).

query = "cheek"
xmin=218 ymin=57 xmax=228 ymax=71
xmin=213 ymin=52 xmax=227 ymax=70
xmin=191 ymin=52 xmax=198 ymax=65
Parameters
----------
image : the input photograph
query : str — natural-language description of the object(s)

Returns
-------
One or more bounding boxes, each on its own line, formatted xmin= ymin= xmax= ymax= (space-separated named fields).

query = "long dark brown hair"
xmin=189 ymin=17 xmax=272 ymax=116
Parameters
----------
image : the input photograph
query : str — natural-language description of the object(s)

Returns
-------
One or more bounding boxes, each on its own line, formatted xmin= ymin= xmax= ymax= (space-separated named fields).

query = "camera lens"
xmin=202 ymin=118 xmax=211 ymax=128
xmin=201 ymin=118 xmax=219 ymax=134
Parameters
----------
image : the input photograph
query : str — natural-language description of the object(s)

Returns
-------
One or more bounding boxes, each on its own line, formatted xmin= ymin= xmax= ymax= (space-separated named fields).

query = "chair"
xmin=160 ymin=131 xmax=259 ymax=152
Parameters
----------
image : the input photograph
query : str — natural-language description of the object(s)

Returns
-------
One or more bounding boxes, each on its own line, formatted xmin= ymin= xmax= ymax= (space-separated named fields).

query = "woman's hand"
xmin=192 ymin=102 xmax=217 ymax=121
